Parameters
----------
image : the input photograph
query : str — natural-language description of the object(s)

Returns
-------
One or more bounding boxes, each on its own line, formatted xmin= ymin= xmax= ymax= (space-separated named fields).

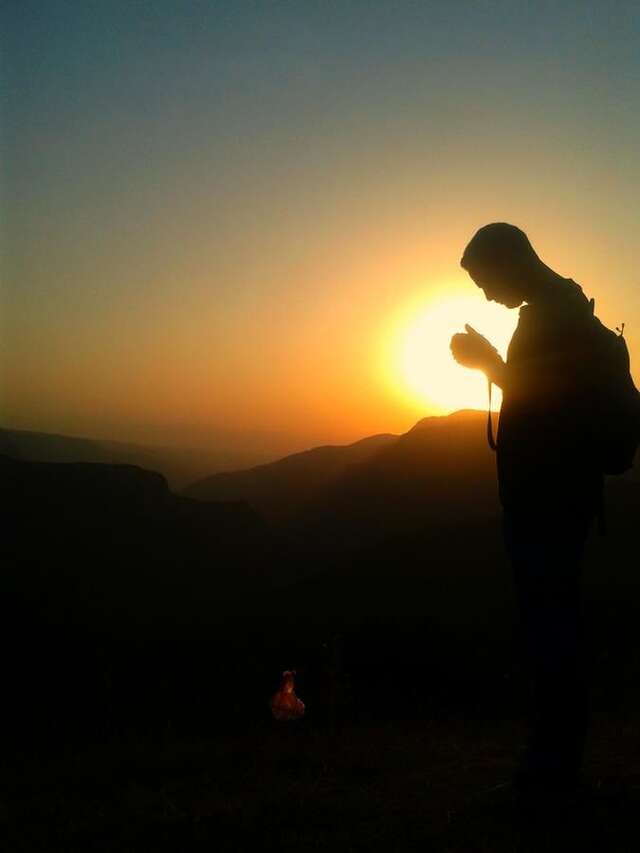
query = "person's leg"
xmin=503 ymin=509 xmax=592 ymax=790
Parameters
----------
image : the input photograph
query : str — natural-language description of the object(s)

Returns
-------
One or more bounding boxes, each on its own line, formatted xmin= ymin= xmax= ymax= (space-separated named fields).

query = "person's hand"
xmin=450 ymin=324 xmax=501 ymax=373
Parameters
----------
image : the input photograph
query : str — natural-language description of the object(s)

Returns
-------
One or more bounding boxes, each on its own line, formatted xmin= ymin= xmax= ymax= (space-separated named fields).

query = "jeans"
xmin=503 ymin=508 xmax=594 ymax=784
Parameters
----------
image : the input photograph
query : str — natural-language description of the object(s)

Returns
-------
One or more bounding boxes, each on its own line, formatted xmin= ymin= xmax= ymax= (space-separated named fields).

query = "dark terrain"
xmin=7 ymin=713 xmax=640 ymax=852
xmin=3 ymin=410 xmax=640 ymax=850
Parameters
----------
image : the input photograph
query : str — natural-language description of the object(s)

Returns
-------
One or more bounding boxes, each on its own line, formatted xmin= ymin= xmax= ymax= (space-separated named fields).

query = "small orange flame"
xmin=270 ymin=670 xmax=305 ymax=721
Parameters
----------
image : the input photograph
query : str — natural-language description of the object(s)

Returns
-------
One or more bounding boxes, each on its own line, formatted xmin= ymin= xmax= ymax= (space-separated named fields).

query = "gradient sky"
xmin=3 ymin=1 xmax=639 ymax=459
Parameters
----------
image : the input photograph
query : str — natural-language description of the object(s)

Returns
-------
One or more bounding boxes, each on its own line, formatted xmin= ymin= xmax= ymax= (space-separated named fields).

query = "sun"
xmin=386 ymin=290 xmax=519 ymax=413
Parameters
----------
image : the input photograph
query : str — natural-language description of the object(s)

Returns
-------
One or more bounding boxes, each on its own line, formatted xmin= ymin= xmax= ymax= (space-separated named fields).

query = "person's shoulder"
xmin=564 ymin=278 xmax=590 ymax=305
xmin=543 ymin=278 xmax=592 ymax=323
xmin=549 ymin=277 xmax=587 ymax=303
xmin=518 ymin=280 xmax=592 ymax=346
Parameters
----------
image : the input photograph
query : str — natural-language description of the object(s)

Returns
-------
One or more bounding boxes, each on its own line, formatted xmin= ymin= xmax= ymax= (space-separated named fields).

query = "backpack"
xmin=487 ymin=298 xmax=640 ymax=476
xmin=585 ymin=300 xmax=640 ymax=475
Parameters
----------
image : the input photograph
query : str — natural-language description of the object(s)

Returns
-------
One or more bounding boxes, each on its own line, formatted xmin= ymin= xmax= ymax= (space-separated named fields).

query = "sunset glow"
xmin=387 ymin=292 xmax=519 ymax=413
xmin=4 ymin=2 xmax=639 ymax=460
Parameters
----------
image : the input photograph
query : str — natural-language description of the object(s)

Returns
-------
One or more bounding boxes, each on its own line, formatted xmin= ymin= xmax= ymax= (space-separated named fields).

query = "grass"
xmin=4 ymin=710 xmax=640 ymax=851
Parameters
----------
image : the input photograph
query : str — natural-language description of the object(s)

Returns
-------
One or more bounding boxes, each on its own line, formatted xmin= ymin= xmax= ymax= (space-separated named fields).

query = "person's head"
xmin=461 ymin=223 xmax=540 ymax=308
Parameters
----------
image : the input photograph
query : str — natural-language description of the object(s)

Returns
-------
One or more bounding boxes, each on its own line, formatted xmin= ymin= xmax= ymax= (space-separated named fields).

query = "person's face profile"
xmin=468 ymin=265 xmax=523 ymax=309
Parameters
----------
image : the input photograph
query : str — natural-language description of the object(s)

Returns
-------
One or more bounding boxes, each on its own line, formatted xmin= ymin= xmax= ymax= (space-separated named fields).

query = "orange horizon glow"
xmin=4 ymin=228 xmax=636 ymax=458
xmin=5 ymin=4 xmax=639 ymax=459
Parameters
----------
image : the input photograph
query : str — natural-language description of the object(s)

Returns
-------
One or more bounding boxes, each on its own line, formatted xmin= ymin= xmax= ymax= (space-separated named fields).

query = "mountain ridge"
xmin=182 ymin=410 xmax=495 ymax=524
xmin=0 ymin=426 xmax=263 ymax=490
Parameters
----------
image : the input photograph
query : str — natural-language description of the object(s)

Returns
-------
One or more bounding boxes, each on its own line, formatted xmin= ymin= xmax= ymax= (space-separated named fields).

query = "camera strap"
xmin=487 ymin=379 xmax=497 ymax=451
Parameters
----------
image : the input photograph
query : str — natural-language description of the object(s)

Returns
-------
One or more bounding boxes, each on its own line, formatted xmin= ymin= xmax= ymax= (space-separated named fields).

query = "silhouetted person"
xmin=451 ymin=223 xmax=603 ymax=806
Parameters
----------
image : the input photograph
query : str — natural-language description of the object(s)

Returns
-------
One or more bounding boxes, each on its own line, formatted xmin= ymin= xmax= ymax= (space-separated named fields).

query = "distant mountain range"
xmin=2 ymin=412 xmax=499 ymax=529
xmin=183 ymin=430 xmax=399 ymax=521
xmin=7 ymin=411 xmax=636 ymax=545
xmin=183 ymin=410 xmax=501 ymax=533
xmin=0 ymin=427 xmax=258 ymax=490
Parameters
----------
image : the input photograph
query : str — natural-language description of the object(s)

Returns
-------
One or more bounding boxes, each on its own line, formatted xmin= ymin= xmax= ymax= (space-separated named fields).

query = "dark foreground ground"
xmin=5 ymin=711 xmax=640 ymax=852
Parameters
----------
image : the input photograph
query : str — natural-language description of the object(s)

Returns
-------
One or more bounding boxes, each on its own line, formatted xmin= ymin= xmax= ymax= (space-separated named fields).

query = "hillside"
xmin=182 ymin=411 xmax=499 ymax=559
xmin=2 ymin=455 xmax=271 ymax=633
xmin=0 ymin=427 xmax=258 ymax=490
xmin=288 ymin=410 xmax=500 ymax=543
xmin=183 ymin=431 xmax=399 ymax=521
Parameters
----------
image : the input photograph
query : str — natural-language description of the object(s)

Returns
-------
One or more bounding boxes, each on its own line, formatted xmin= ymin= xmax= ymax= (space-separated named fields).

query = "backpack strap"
xmin=487 ymin=379 xmax=497 ymax=451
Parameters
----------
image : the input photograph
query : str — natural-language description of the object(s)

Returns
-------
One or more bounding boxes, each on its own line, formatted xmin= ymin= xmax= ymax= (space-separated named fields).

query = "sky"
xmin=3 ymin=0 xmax=640 ymax=460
